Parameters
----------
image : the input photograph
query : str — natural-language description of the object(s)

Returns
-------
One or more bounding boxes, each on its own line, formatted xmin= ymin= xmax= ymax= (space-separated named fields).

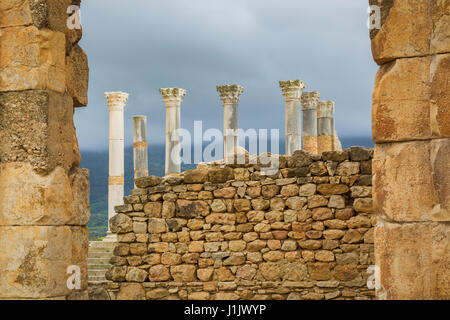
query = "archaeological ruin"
xmin=0 ymin=0 xmax=448 ymax=301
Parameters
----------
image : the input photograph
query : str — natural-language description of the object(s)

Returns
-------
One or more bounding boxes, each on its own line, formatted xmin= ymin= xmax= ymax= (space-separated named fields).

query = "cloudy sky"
xmin=75 ymin=0 xmax=378 ymax=151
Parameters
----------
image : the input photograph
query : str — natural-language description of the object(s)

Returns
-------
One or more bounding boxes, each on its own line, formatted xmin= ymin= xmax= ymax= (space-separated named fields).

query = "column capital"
xmin=301 ymin=91 xmax=320 ymax=110
xmin=105 ymin=91 xmax=129 ymax=109
xmin=317 ymin=100 xmax=335 ymax=118
xmin=279 ymin=80 xmax=306 ymax=101
xmin=159 ymin=88 xmax=186 ymax=105
xmin=217 ymin=84 xmax=244 ymax=104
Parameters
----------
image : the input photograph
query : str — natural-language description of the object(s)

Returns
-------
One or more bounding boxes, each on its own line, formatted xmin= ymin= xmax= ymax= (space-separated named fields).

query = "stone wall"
xmin=369 ymin=0 xmax=449 ymax=299
xmin=106 ymin=148 xmax=375 ymax=300
xmin=0 ymin=0 xmax=90 ymax=299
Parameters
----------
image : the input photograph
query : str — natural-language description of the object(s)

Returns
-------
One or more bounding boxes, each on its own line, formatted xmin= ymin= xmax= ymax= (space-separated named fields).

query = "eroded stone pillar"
xmin=301 ymin=91 xmax=320 ymax=154
xmin=160 ymin=88 xmax=186 ymax=174
xmin=217 ymin=84 xmax=244 ymax=161
xmin=105 ymin=92 xmax=129 ymax=235
xmin=133 ymin=116 xmax=149 ymax=186
xmin=317 ymin=100 xmax=335 ymax=154
xmin=369 ymin=0 xmax=449 ymax=299
xmin=0 ymin=0 xmax=89 ymax=299
xmin=280 ymin=80 xmax=305 ymax=156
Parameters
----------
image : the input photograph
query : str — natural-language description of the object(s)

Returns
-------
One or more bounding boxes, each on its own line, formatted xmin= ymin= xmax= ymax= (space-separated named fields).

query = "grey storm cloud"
xmin=74 ymin=0 xmax=378 ymax=150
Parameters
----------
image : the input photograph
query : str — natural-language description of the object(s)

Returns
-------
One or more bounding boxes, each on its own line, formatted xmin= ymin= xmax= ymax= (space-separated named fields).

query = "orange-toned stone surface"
xmin=0 ymin=164 xmax=90 ymax=226
xmin=0 ymin=26 xmax=66 ymax=93
xmin=370 ymin=0 xmax=450 ymax=65
xmin=303 ymin=136 xmax=318 ymax=154
xmin=375 ymin=221 xmax=449 ymax=300
xmin=372 ymin=54 xmax=450 ymax=142
xmin=317 ymin=135 xmax=334 ymax=155
xmin=373 ymin=140 xmax=449 ymax=222
xmin=0 ymin=0 xmax=32 ymax=27
xmin=0 ymin=226 xmax=88 ymax=299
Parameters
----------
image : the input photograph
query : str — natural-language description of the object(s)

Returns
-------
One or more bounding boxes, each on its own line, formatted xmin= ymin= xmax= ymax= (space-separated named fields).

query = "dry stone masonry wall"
xmin=0 ymin=0 xmax=90 ymax=299
xmin=106 ymin=147 xmax=375 ymax=300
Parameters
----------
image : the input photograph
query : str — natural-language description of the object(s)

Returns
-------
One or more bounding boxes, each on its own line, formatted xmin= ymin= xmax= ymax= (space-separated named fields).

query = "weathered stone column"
xmin=160 ymin=88 xmax=186 ymax=175
xmin=105 ymin=92 xmax=129 ymax=235
xmin=0 ymin=0 xmax=89 ymax=299
xmin=279 ymin=80 xmax=305 ymax=156
xmin=301 ymin=91 xmax=320 ymax=154
xmin=217 ymin=84 xmax=244 ymax=161
xmin=133 ymin=116 xmax=149 ymax=187
xmin=369 ymin=0 xmax=449 ymax=299
xmin=317 ymin=100 xmax=335 ymax=154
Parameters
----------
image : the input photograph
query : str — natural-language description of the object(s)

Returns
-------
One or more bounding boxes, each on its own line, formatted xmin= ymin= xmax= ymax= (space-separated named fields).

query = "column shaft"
xmin=133 ymin=116 xmax=149 ymax=187
xmin=285 ymin=100 xmax=302 ymax=156
xmin=279 ymin=80 xmax=305 ymax=156
xmin=165 ymin=105 xmax=181 ymax=174
xmin=223 ymin=104 xmax=239 ymax=158
xmin=105 ymin=92 xmax=129 ymax=234
xmin=160 ymin=88 xmax=186 ymax=175
xmin=217 ymin=84 xmax=244 ymax=162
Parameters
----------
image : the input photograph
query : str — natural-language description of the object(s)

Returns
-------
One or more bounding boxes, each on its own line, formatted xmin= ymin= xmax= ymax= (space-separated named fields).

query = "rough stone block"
xmin=372 ymin=54 xmax=450 ymax=142
xmin=373 ymin=140 xmax=449 ymax=222
xmin=66 ymin=44 xmax=89 ymax=107
xmin=375 ymin=220 xmax=449 ymax=299
xmin=0 ymin=226 xmax=88 ymax=299
xmin=370 ymin=0 xmax=450 ymax=64
xmin=0 ymin=26 xmax=66 ymax=93
xmin=0 ymin=163 xmax=89 ymax=226
xmin=0 ymin=90 xmax=76 ymax=173
xmin=116 ymin=283 xmax=145 ymax=300
xmin=0 ymin=0 xmax=33 ymax=27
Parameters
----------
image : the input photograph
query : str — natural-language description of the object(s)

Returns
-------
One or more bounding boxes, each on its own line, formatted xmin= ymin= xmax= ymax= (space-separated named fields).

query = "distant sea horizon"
xmin=81 ymin=136 xmax=374 ymax=239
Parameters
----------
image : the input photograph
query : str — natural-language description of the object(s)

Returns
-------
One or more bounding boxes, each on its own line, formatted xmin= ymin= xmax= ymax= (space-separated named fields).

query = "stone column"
xmin=301 ymin=91 xmax=320 ymax=154
xmin=133 ymin=116 xmax=149 ymax=187
xmin=160 ymin=88 xmax=186 ymax=175
xmin=0 ymin=0 xmax=90 ymax=299
xmin=105 ymin=92 xmax=129 ymax=236
xmin=369 ymin=0 xmax=449 ymax=300
xmin=317 ymin=100 xmax=335 ymax=154
xmin=279 ymin=80 xmax=305 ymax=156
xmin=217 ymin=84 xmax=244 ymax=161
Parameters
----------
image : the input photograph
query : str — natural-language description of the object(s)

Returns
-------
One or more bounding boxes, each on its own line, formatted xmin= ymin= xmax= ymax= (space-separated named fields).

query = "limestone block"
xmin=116 ymin=283 xmax=145 ymax=300
xmin=0 ymin=164 xmax=89 ymax=226
xmin=0 ymin=226 xmax=88 ymax=299
xmin=69 ymin=167 xmax=90 ymax=225
xmin=0 ymin=0 xmax=83 ymax=45
xmin=373 ymin=54 xmax=450 ymax=142
xmin=0 ymin=26 xmax=66 ymax=93
xmin=375 ymin=220 xmax=449 ymax=299
xmin=66 ymin=45 xmax=89 ymax=107
xmin=370 ymin=0 xmax=450 ymax=64
xmin=135 ymin=176 xmax=162 ymax=188
xmin=430 ymin=0 xmax=450 ymax=54
xmin=431 ymin=54 xmax=450 ymax=138
xmin=373 ymin=140 xmax=449 ymax=222
xmin=372 ymin=57 xmax=430 ymax=142
xmin=0 ymin=0 xmax=33 ymax=27
xmin=0 ymin=90 xmax=76 ymax=174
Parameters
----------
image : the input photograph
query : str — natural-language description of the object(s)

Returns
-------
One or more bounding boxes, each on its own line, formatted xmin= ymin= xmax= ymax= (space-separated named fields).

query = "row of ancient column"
xmin=103 ymin=81 xmax=341 ymax=234
xmin=279 ymin=80 xmax=341 ymax=155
